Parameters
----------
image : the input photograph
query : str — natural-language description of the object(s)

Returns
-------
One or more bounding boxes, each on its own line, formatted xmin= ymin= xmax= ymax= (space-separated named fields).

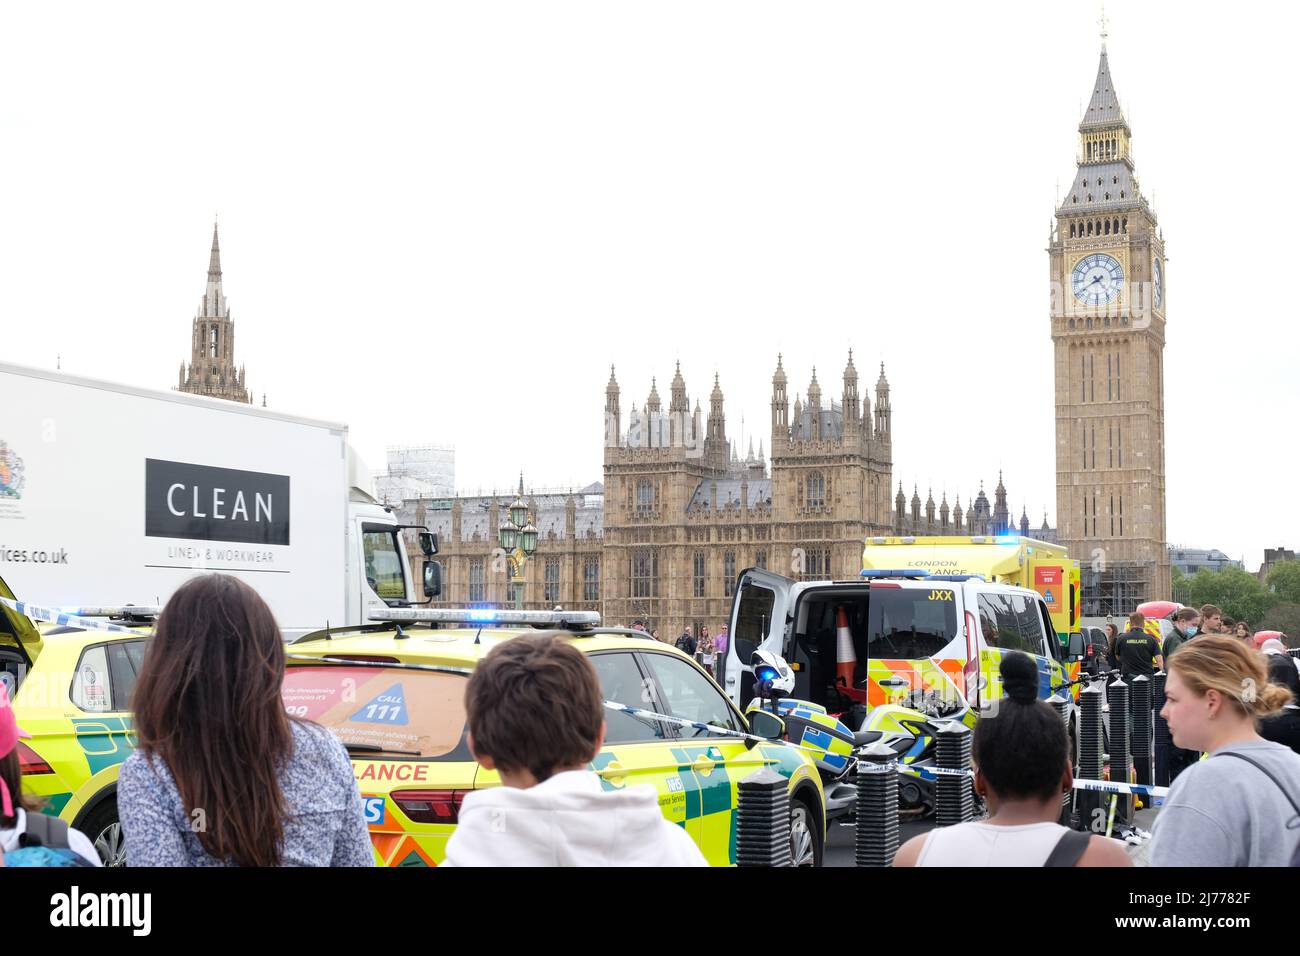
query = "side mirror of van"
xmin=422 ymin=560 xmax=442 ymax=598
xmin=419 ymin=532 xmax=439 ymax=556
xmin=1067 ymin=630 xmax=1084 ymax=661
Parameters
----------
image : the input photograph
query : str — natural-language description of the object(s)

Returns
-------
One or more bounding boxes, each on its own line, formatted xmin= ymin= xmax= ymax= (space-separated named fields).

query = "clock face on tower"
xmin=1153 ymin=257 xmax=1163 ymax=308
xmin=1071 ymin=253 xmax=1125 ymax=306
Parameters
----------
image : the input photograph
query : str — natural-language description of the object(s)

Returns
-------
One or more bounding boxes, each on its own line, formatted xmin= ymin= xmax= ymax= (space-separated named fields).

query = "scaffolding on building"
xmin=1082 ymin=560 xmax=1154 ymax=618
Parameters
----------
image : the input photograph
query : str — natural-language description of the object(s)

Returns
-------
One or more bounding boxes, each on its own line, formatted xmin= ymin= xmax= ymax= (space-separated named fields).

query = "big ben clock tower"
xmin=1050 ymin=40 xmax=1170 ymax=611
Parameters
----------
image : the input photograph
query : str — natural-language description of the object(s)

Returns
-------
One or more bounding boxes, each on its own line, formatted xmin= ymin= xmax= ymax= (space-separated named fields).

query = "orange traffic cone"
xmin=836 ymin=606 xmax=866 ymax=703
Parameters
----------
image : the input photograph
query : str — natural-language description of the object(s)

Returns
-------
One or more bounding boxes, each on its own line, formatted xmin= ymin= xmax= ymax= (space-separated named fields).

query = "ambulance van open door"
xmin=723 ymin=568 xmax=792 ymax=710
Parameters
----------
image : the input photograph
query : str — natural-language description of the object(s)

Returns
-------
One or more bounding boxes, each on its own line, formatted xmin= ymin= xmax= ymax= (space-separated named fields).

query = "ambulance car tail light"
xmin=392 ymin=789 xmax=468 ymax=824
xmin=18 ymin=741 xmax=53 ymax=775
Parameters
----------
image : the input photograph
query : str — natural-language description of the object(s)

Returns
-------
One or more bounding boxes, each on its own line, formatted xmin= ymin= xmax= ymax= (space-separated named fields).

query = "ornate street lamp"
xmin=498 ymin=474 xmax=538 ymax=610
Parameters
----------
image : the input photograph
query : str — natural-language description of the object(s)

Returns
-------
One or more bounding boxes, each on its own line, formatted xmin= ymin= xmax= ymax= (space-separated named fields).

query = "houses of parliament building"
xmin=401 ymin=355 xmax=1046 ymax=636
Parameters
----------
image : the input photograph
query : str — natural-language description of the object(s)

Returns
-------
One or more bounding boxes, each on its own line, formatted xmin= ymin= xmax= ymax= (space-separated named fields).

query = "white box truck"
xmin=0 ymin=362 xmax=438 ymax=639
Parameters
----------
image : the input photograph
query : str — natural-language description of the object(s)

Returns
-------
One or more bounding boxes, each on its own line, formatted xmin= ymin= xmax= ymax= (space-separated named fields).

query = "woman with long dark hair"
xmin=117 ymin=575 xmax=372 ymax=866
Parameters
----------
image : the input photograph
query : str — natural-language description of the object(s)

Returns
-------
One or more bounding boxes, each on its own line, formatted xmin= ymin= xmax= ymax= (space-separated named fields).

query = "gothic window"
xmin=755 ymin=550 xmax=767 ymax=571
xmin=1104 ymin=218 xmax=1110 ymax=232
xmin=631 ymin=550 xmax=658 ymax=598
xmin=583 ymin=556 xmax=600 ymax=602
xmin=544 ymin=558 xmax=561 ymax=604
xmin=636 ymin=479 xmax=653 ymax=513
xmin=1119 ymin=494 xmax=1124 ymax=536
xmin=209 ymin=327 xmax=219 ymax=358
xmin=1110 ymin=495 xmax=1115 ymax=537
xmin=1113 ymin=218 xmax=1119 ymax=234
xmin=1091 ymin=425 xmax=1096 ymax=469
xmin=799 ymin=547 xmax=830 ymax=582
xmin=693 ymin=551 xmax=706 ymax=598
xmin=724 ymin=551 xmax=737 ymax=597
xmin=806 ymin=472 xmax=826 ymax=509
xmin=1117 ymin=424 xmax=1122 ymax=466
xmin=1070 ymin=223 xmax=1075 ymax=238
xmin=468 ymin=559 xmax=485 ymax=603
xmin=1122 ymin=217 xmax=1128 ymax=233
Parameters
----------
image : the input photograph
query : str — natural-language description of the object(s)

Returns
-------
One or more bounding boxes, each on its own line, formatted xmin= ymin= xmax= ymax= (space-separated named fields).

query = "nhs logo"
xmin=362 ymin=796 xmax=386 ymax=826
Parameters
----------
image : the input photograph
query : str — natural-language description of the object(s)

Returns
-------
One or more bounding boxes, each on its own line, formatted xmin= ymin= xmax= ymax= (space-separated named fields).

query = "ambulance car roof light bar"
xmin=858 ymin=569 xmax=929 ymax=579
xmin=369 ymin=608 xmax=601 ymax=629
xmin=923 ymin=574 xmax=986 ymax=583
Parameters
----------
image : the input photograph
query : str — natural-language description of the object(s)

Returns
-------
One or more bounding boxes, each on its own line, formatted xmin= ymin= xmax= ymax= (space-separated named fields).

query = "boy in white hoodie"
xmin=442 ymin=633 xmax=707 ymax=867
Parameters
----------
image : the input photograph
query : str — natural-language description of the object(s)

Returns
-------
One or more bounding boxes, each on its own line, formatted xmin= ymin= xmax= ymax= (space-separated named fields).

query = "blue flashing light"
xmin=467 ymin=608 xmax=498 ymax=622
xmin=859 ymin=569 xmax=929 ymax=579
xmin=755 ymin=665 xmax=779 ymax=683
xmin=994 ymin=535 xmax=1020 ymax=544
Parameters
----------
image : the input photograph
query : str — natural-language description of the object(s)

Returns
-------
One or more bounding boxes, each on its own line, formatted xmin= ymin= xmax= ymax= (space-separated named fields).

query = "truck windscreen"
xmin=363 ymin=530 xmax=407 ymax=601
xmin=868 ymin=589 xmax=958 ymax=660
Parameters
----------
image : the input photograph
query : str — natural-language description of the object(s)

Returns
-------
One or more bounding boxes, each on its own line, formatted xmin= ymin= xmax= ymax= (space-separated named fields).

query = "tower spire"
xmin=208 ymin=221 xmax=222 ymax=280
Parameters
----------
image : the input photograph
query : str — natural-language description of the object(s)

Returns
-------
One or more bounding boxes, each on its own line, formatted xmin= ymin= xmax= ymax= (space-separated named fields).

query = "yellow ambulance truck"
xmin=861 ymin=535 xmax=1082 ymax=649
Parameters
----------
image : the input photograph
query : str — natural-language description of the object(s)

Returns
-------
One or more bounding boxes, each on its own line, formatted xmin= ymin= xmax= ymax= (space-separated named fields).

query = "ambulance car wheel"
xmin=84 ymin=799 xmax=127 ymax=867
xmin=790 ymin=798 xmax=822 ymax=867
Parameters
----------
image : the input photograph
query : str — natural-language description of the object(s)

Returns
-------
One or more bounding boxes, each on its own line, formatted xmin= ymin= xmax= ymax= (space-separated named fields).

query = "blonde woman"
xmin=1149 ymin=635 xmax=1300 ymax=866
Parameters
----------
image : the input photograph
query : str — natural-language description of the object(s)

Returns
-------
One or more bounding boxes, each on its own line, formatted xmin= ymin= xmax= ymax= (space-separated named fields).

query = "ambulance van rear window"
xmin=868 ymin=588 xmax=958 ymax=660
xmin=282 ymin=665 xmax=468 ymax=759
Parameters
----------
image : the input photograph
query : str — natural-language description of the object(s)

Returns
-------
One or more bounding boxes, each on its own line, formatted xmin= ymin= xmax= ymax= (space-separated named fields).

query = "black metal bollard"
xmin=735 ymin=767 xmax=793 ymax=867
xmin=934 ymin=722 xmax=974 ymax=827
xmin=1107 ymin=676 xmax=1132 ymax=824
xmin=1078 ymin=684 xmax=1105 ymax=827
xmin=1131 ymin=675 xmax=1152 ymax=789
xmin=1047 ymin=693 xmax=1071 ymax=824
xmin=1152 ymin=671 xmax=1171 ymax=787
xmin=855 ymin=742 xmax=900 ymax=867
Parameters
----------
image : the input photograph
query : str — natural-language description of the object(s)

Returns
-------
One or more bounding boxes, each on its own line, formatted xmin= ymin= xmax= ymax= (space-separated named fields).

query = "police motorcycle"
xmin=745 ymin=649 xmax=959 ymax=819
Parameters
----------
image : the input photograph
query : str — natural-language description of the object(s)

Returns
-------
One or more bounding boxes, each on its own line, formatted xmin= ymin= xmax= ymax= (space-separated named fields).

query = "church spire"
xmin=208 ymin=221 xmax=223 ymax=280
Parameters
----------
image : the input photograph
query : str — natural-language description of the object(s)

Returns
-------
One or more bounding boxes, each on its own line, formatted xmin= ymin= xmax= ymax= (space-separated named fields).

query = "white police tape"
xmin=602 ymin=700 xmax=824 ymax=756
xmin=0 ymin=596 xmax=156 ymax=636
xmin=1071 ymin=778 xmax=1170 ymax=798
xmin=896 ymin=764 xmax=974 ymax=780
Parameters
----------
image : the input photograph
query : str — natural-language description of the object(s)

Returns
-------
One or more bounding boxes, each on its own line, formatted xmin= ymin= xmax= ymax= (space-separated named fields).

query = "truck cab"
xmin=344 ymin=448 xmax=440 ymax=637
xmin=721 ymin=568 xmax=1078 ymax=731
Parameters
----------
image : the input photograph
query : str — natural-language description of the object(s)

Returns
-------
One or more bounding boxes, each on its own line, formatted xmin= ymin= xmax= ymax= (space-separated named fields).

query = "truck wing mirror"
xmin=423 ymin=560 xmax=442 ymax=598
xmin=419 ymin=532 xmax=439 ymax=556
xmin=1067 ymin=631 xmax=1084 ymax=660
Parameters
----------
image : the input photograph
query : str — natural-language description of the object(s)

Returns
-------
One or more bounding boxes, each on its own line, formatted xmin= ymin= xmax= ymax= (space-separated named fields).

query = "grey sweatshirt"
xmin=1149 ymin=739 xmax=1300 ymax=866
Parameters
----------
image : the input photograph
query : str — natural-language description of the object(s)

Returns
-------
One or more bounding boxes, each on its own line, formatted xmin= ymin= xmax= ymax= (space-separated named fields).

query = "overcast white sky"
xmin=1 ymin=1 xmax=1293 ymax=569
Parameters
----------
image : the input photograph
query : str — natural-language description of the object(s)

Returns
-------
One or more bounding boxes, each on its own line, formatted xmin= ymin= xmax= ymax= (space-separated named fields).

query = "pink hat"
xmin=0 ymin=683 xmax=31 ymax=818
